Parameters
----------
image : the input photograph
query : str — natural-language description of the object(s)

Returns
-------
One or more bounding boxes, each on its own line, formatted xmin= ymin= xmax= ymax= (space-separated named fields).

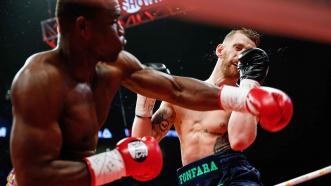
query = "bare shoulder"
xmin=11 ymin=50 xmax=65 ymax=108
xmin=117 ymin=50 xmax=141 ymax=66
xmin=101 ymin=50 xmax=144 ymax=78
xmin=13 ymin=50 xmax=63 ymax=83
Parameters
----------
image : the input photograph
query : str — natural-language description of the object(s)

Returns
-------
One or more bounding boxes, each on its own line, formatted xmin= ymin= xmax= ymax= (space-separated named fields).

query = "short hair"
xmin=224 ymin=28 xmax=260 ymax=46
xmin=55 ymin=0 xmax=102 ymax=34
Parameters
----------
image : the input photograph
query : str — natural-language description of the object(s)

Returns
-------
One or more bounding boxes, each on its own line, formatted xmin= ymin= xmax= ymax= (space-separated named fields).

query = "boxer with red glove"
xmin=85 ymin=136 xmax=163 ymax=186
xmin=131 ymin=29 xmax=293 ymax=186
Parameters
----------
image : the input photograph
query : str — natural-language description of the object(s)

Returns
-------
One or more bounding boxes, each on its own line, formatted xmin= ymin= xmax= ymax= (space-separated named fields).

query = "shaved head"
xmin=55 ymin=0 xmax=120 ymax=34
xmin=56 ymin=0 xmax=118 ymax=10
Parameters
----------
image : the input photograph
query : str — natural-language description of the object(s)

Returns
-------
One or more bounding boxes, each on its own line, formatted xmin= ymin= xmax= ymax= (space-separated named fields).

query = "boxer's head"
xmin=225 ymin=28 xmax=260 ymax=47
xmin=56 ymin=0 xmax=125 ymax=61
xmin=216 ymin=28 xmax=260 ymax=79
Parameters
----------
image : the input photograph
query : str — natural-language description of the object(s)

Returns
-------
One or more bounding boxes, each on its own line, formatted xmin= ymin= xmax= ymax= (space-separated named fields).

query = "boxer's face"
xmin=89 ymin=0 xmax=125 ymax=62
xmin=219 ymin=32 xmax=256 ymax=79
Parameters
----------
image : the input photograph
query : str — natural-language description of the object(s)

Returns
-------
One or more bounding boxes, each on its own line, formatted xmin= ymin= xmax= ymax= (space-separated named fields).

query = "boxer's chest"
xmin=60 ymin=83 xmax=99 ymax=152
xmin=60 ymin=79 xmax=118 ymax=153
xmin=177 ymin=109 xmax=231 ymax=134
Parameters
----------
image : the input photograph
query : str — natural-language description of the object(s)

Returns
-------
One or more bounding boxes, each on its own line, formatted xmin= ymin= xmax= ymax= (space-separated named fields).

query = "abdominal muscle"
xmin=174 ymin=109 xmax=231 ymax=166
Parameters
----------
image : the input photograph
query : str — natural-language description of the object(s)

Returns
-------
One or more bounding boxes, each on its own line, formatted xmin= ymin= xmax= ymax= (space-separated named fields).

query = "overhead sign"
xmin=120 ymin=0 xmax=166 ymax=15
xmin=41 ymin=0 xmax=187 ymax=48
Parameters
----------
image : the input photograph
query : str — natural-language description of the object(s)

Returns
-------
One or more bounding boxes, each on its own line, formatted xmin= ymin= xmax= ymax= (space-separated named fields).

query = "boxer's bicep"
xmin=11 ymin=69 xmax=63 ymax=178
xmin=114 ymin=51 xmax=180 ymax=101
xmin=151 ymin=103 xmax=176 ymax=142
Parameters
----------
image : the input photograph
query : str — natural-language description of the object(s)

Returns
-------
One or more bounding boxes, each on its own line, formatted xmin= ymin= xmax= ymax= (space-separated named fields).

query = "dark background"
xmin=1 ymin=1 xmax=331 ymax=185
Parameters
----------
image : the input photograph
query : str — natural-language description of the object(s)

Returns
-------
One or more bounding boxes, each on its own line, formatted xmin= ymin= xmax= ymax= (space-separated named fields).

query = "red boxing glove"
xmin=85 ymin=136 xmax=163 ymax=186
xmin=246 ymin=87 xmax=293 ymax=132
xmin=218 ymin=85 xmax=293 ymax=133
xmin=116 ymin=136 xmax=163 ymax=181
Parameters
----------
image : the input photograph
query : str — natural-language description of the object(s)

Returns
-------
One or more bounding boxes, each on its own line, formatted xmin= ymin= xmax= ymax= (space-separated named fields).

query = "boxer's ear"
xmin=75 ymin=16 xmax=91 ymax=39
xmin=216 ymin=44 xmax=224 ymax=57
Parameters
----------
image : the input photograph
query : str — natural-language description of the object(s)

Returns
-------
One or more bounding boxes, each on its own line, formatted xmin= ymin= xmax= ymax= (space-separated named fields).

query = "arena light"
xmin=0 ymin=127 xmax=7 ymax=138
xmin=1 ymin=126 xmax=177 ymax=139
xmin=97 ymin=128 xmax=178 ymax=139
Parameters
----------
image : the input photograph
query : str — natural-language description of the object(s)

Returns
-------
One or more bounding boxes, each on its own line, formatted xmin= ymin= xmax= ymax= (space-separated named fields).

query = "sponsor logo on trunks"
xmin=6 ymin=169 xmax=16 ymax=186
xmin=178 ymin=161 xmax=219 ymax=184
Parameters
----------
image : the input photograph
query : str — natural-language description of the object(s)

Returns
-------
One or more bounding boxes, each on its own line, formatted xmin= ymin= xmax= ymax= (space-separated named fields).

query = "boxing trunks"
xmin=176 ymin=149 xmax=263 ymax=186
xmin=6 ymin=169 xmax=16 ymax=186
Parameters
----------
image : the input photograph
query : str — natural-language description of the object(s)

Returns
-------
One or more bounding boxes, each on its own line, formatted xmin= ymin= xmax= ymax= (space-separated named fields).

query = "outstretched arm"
xmin=109 ymin=51 xmax=292 ymax=131
xmin=115 ymin=51 xmax=220 ymax=111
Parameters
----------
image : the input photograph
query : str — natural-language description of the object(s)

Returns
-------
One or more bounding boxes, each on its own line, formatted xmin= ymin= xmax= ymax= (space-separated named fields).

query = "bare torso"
xmin=12 ymin=50 xmax=122 ymax=161
xmin=55 ymin=52 xmax=123 ymax=160
xmin=173 ymin=106 xmax=232 ymax=166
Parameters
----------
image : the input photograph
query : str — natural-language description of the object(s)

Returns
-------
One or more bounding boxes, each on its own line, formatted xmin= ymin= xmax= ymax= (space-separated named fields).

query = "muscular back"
xmin=151 ymin=102 xmax=232 ymax=166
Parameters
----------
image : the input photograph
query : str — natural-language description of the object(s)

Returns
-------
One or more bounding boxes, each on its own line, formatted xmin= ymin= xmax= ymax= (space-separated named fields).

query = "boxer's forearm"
xmin=124 ymin=71 xmax=220 ymax=111
xmin=228 ymin=112 xmax=257 ymax=151
xmin=169 ymin=75 xmax=220 ymax=111
xmin=131 ymin=116 xmax=153 ymax=138
xmin=227 ymin=80 xmax=259 ymax=151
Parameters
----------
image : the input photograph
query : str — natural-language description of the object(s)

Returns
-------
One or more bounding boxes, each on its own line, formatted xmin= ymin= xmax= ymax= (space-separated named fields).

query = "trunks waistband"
xmin=176 ymin=149 xmax=245 ymax=186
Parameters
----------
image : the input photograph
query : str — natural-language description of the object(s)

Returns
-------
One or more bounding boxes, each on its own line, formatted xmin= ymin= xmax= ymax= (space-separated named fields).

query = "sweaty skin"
xmin=132 ymin=32 xmax=258 ymax=166
xmin=155 ymin=103 xmax=232 ymax=165
xmin=10 ymin=0 xmax=225 ymax=185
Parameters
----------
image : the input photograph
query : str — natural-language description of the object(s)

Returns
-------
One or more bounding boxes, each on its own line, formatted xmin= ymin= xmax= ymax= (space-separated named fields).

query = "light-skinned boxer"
xmin=132 ymin=28 xmax=293 ymax=186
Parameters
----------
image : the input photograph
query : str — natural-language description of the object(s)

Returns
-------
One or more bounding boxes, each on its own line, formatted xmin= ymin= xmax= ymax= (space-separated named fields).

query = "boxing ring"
xmin=39 ymin=0 xmax=331 ymax=184
xmin=275 ymin=165 xmax=331 ymax=186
